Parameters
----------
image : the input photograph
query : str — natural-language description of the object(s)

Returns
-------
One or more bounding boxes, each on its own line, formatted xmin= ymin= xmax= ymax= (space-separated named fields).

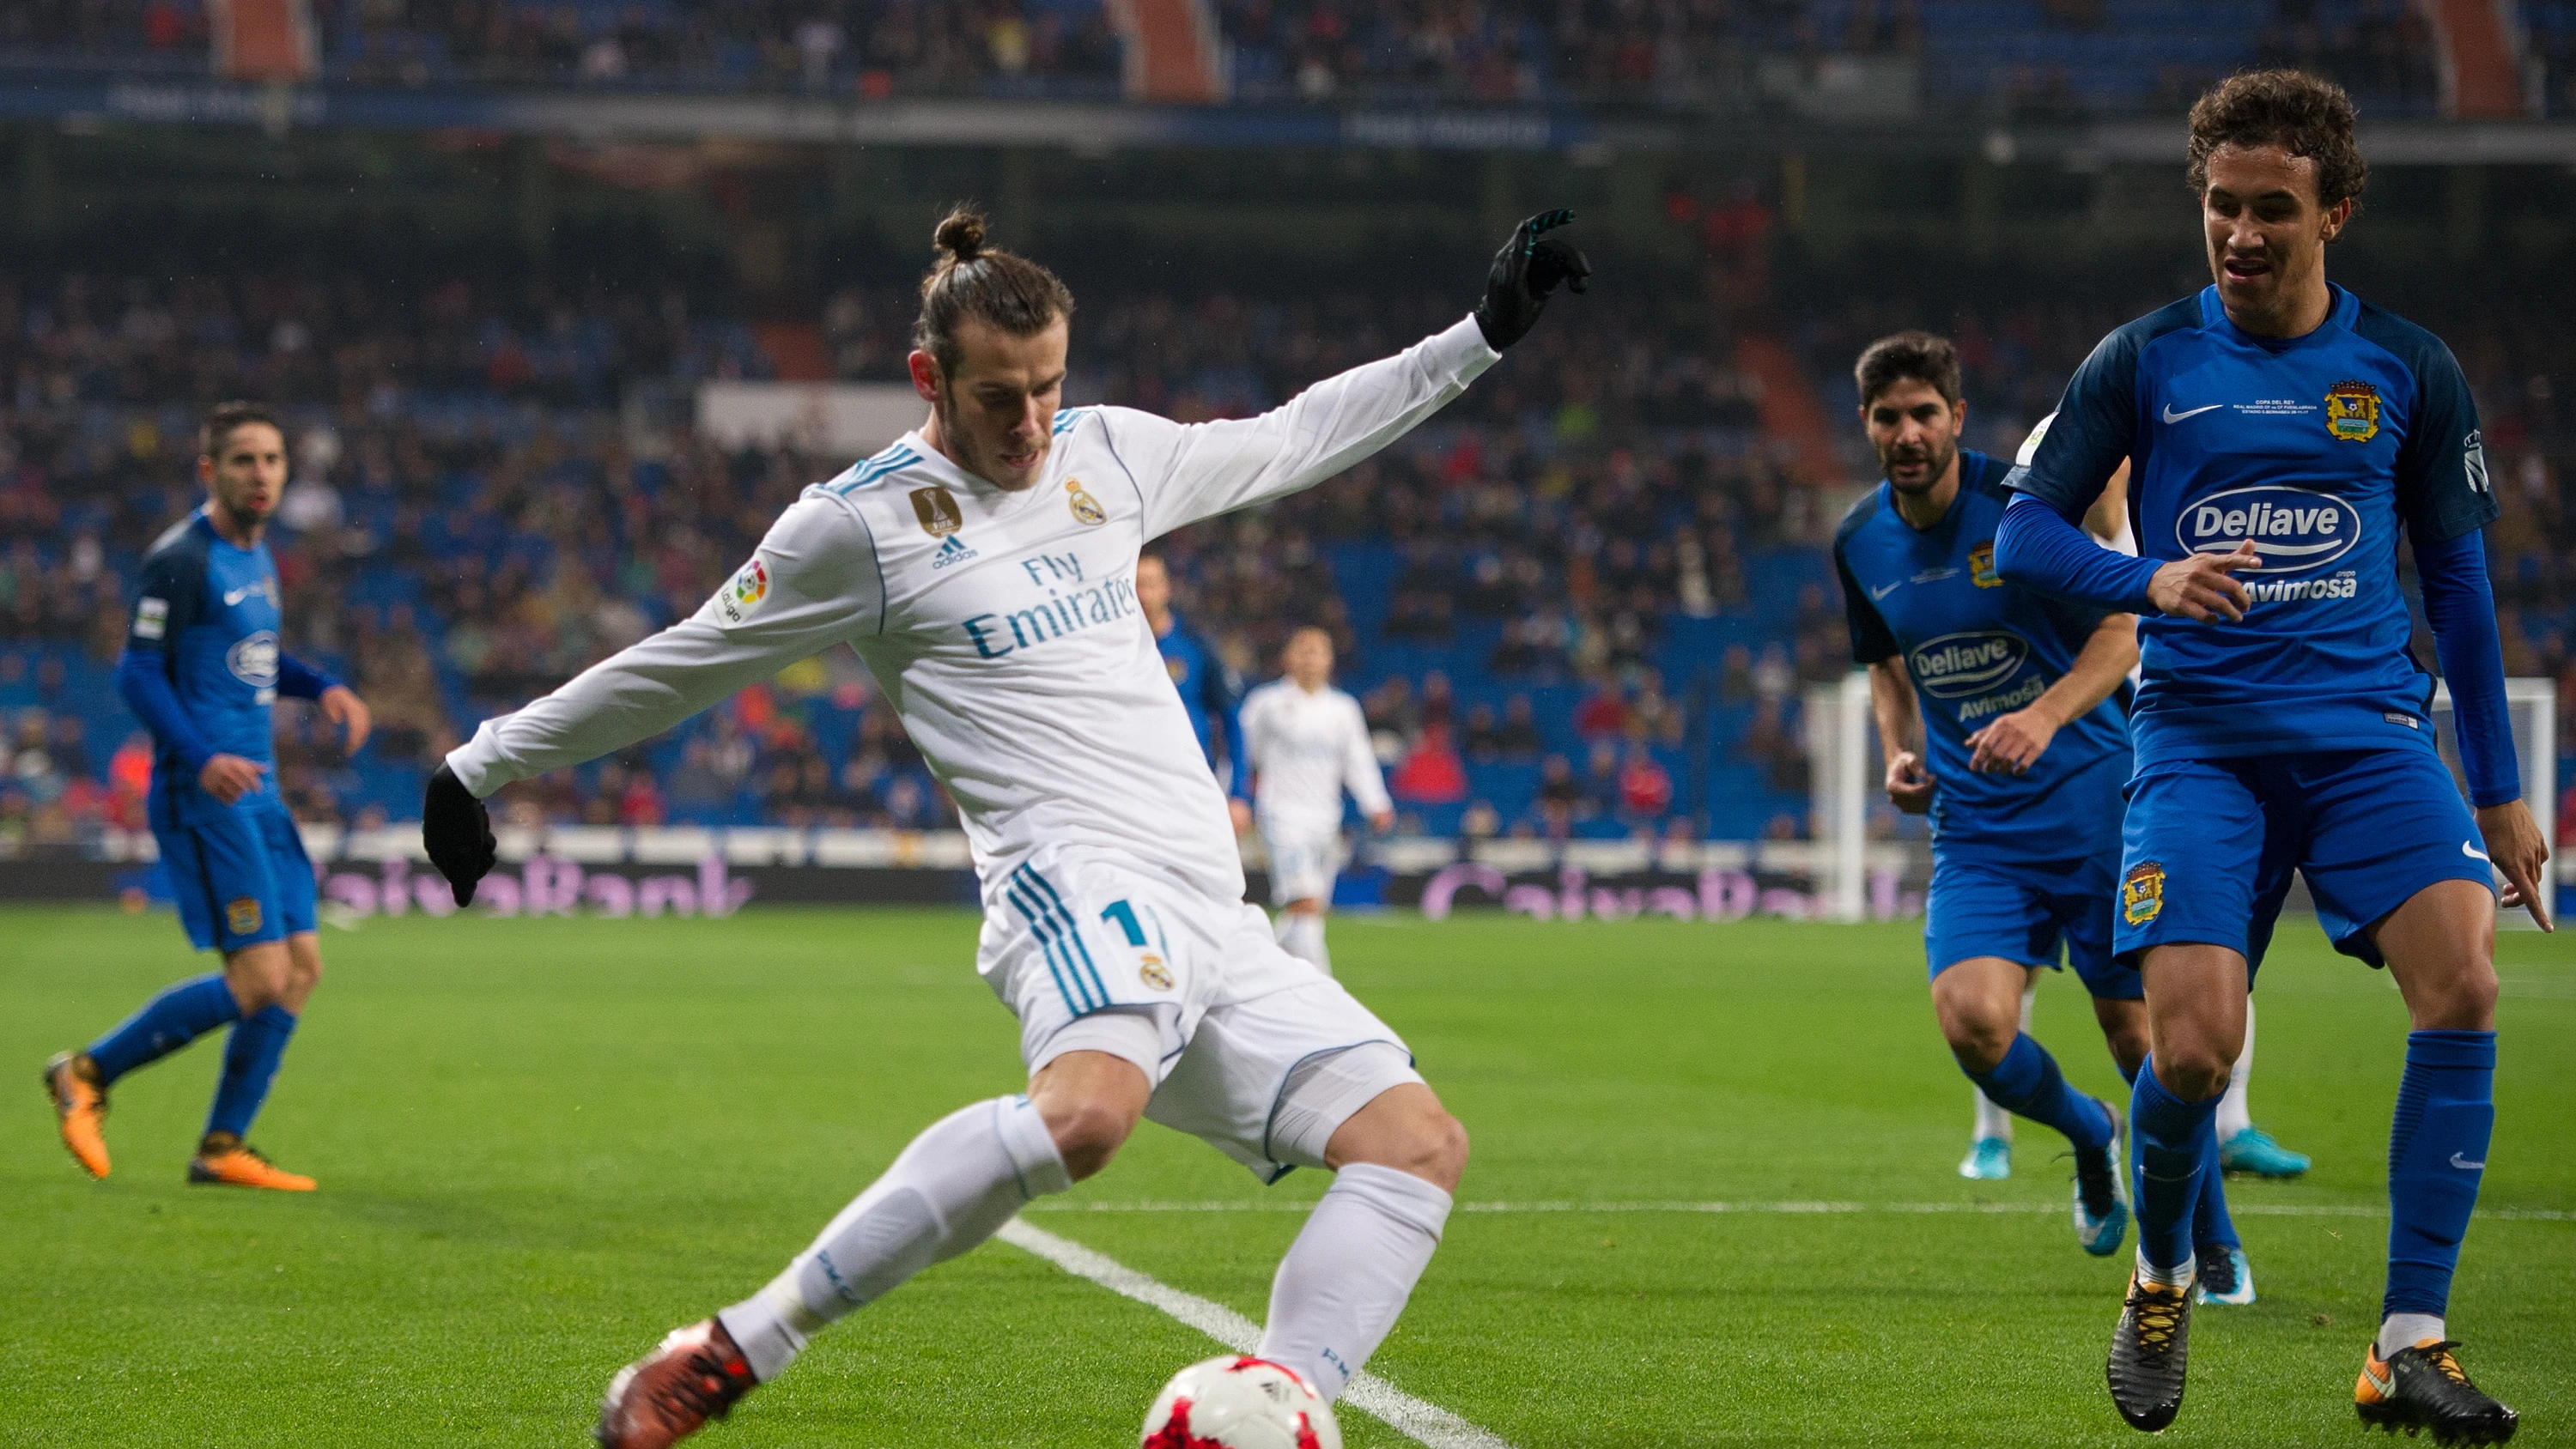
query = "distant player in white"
xmin=419 ymin=207 xmax=1589 ymax=1447
xmin=1239 ymin=626 xmax=1392 ymax=974
xmin=1959 ymin=421 xmax=2311 ymax=1184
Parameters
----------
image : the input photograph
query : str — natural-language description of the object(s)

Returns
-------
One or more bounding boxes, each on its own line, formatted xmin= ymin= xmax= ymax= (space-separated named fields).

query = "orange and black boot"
xmin=2358 ymin=1338 xmax=2517 ymax=1446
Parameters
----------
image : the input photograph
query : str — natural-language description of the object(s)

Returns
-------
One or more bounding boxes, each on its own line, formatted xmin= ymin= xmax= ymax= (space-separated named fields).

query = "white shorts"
xmin=1259 ymin=821 xmax=1347 ymax=907
xmin=980 ymin=845 xmax=1421 ymax=1181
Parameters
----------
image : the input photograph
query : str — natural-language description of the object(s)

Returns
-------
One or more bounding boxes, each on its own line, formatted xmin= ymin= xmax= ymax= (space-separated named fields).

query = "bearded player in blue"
xmin=1996 ymin=74 xmax=2542 ymax=1443
xmin=42 ymin=402 xmax=370 ymax=1192
xmin=1833 ymin=331 xmax=2253 ymax=1302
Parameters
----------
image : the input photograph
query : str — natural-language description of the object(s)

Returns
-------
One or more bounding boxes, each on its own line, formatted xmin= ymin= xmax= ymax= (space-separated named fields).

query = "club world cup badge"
xmin=2324 ymin=380 xmax=2382 ymax=443
xmin=716 ymin=557 xmax=769 ymax=626
xmin=2121 ymin=862 xmax=2166 ymax=927
xmin=1066 ymin=478 xmax=1107 ymax=527
xmin=910 ymin=486 xmax=963 ymax=537
xmin=1969 ymin=542 xmax=2001 ymax=588
xmin=226 ymin=897 xmax=263 ymax=937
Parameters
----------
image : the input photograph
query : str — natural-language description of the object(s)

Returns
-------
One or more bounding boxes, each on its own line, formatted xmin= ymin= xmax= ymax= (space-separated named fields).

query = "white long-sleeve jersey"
xmin=447 ymin=315 xmax=1499 ymax=904
xmin=1237 ymin=678 xmax=1389 ymax=835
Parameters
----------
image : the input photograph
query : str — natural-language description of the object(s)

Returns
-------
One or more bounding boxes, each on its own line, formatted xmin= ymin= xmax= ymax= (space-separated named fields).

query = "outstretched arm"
xmin=1115 ymin=213 xmax=1587 ymax=540
xmin=1110 ymin=319 xmax=1500 ymax=540
xmin=444 ymin=496 xmax=882 ymax=797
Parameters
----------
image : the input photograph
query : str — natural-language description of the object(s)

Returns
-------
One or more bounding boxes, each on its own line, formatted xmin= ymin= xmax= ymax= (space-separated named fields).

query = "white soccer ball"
xmin=1139 ymin=1355 xmax=1341 ymax=1449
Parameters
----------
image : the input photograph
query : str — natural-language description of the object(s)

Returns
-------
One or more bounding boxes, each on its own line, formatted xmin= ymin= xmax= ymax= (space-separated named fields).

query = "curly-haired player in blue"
xmin=1996 ymin=71 xmax=2543 ymax=1444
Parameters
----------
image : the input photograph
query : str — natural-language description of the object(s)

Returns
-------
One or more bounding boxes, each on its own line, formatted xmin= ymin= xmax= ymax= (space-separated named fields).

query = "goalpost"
xmin=1811 ymin=673 xmax=2559 ymax=926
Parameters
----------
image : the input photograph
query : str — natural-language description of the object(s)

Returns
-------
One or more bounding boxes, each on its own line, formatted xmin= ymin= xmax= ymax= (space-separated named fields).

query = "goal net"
xmin=1809 ymin=674 xmax=2557 ymax=927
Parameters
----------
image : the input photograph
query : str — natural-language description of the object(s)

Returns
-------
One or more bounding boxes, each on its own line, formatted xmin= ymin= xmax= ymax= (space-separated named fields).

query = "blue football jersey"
xmin=127 ymin=510 xmax=288 ymax=821
xmin=2015 ymin=284 xmax=2494 ymax=768
xmin=1834 ymin=450 xmax=2131 ymax=855
xmin=1156 ymin=610 xmax=1242 ymax=773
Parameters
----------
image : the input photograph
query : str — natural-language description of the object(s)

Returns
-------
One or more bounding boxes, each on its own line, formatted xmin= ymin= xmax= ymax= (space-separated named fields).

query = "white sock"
xmin=718 ymin=1095 xmax=1070 ymax=1380
xmin=2134 ymin=1247 xmax=2196 ymax=1291
xmin=2379 ymin=1313 xmax=2445 ymax=1357
xmin=1255 ymin=1162 xmax=1452 ymax=1402
xmin=1276 ymin=912 xmax=1332 ymax=975
xmin=1972 ymin=1084 xmax=2014 ymax=1143
xmin=1970 ymin=982 xmax=2033 ymax=1143
xmin=2215 ymin=997 xmax=2256 ymax=1141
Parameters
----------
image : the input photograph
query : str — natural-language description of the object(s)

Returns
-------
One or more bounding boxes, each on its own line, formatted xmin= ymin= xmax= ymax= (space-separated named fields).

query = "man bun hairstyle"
xmin=2187 ymin=70 xmax=2366 ymax=212
xmin=1854 ymin=330 xmax=1962 ymax=409
xmin=200 ymin=399 xmax=283 ymax=458
xmin=914 ymin=205 xmax=1074 ymax=375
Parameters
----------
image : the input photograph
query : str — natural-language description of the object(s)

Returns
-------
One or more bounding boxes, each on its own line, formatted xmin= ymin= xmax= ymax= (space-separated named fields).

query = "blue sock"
xmin=2384 ymin=1029 xmax=2495 ymax=1319
xmin=2129 ymin=1056 xmax=2220 ymax=1273
xmin=2192 ymin=1128 xmax=2241 ymax=1253
xmin=86 ymin=974 xmax=242 ymax=1084
xmin=1965 ymin=1034 xmax=2111 ymax=1151
xmin=2111 ymin=1058 xmax=2235 ymax=1256
xmin=204 ymin=1006 xmax=298 ymax=1142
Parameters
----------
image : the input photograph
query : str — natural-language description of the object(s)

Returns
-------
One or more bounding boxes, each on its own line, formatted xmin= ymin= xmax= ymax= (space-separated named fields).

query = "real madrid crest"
xmin=2324 ymin=379 xmax=2381 ymax=443
xmin=1066 ymin=478 xmax=1106 ymax=526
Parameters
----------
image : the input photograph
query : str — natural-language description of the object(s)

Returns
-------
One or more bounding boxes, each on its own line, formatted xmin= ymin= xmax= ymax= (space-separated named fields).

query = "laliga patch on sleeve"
xmin=133 ymin=597 xmax=168 ymax=640
xmin=2015 ymin=411 xmax=2056 ymax=467
xmin=714 ymin=557 xmax=771 ymax=627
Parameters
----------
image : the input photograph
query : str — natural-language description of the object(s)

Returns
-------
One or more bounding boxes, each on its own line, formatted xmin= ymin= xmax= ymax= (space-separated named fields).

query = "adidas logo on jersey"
xmin=933 ymin=534 xmax=979 ymax=570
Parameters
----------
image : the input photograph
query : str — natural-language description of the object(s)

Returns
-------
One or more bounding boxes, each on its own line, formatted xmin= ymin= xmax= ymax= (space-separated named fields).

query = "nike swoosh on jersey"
xmin=2162 ymin=403 xmax=2224 ymax=422
xmin=2463 ymin=840 xmax=2491 ymax=863
xmin=1870 ymin=580 xmax=1901 ymax=600
xmin=2451 ymin=1152 xmax=2486 ymax=1170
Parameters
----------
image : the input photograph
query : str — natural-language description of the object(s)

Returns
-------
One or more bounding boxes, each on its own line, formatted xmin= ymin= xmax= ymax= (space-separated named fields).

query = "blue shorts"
xmin=157 ymin=806 xmax=315 ymax=953
xmin=1926 ymin=850 xmax=2136 ymax=1001
xmin=2115 ymin=747 xmax=2491 ymax=973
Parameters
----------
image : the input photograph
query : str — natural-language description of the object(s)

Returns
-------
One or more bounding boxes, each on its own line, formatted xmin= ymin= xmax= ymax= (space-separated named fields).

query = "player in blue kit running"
xmin=1833 ymin=333 xmax=2251 ymax=1296
xmin=41 ymin=402 xmax=370 ymax=1192
xmin=1995 ymin=73 xmax=2542 ymax=1442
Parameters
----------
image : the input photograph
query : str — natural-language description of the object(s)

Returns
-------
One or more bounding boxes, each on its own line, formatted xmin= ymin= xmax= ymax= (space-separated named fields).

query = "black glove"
xmin=1473 ymin=209 xmax=1592 ymax=350
xmin=422 ymin=762 xmax=497 ymax=906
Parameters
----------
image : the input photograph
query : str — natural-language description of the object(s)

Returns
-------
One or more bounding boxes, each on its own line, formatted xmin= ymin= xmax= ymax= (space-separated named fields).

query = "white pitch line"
xmin=1024 ymin=1200 xmax=2576 ymax=1223
xmin=996 ymin=1219 xmax=1516 ymax=1449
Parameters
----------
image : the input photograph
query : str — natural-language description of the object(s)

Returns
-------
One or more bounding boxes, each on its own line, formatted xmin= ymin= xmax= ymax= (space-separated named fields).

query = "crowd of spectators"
xmin=4 ymin=0 xmax=1125 ymax=96
xmin=3 ymin=254 xmax=2573 ymax=851
xmin=6 ymin=0 xmax=2545 ymax=117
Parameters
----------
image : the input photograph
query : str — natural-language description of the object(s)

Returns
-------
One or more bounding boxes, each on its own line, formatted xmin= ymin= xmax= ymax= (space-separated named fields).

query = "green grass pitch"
xmin=4 ymin=905 xmax=2571 ymax=1447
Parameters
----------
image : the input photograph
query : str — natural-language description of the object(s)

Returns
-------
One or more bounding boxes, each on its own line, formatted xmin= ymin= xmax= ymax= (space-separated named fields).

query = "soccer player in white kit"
xmin=1239 ymin=626 xmax=1392 ymax=975
xmin=419 ymin=207 xmax=1589 ymax=1448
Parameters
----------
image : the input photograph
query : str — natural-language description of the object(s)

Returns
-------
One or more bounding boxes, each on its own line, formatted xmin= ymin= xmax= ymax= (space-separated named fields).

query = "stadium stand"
xmin=0 ymin=0 xmax=2542 ymax=115
xmin=1 ymin=248 xmax=2569 ymax=854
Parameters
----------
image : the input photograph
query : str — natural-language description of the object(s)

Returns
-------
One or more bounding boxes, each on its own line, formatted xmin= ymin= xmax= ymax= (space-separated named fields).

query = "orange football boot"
xmin=597 ymin=1319 xmax=760 ymax=1449
xmin=187 ymin=1139 xmax=316 ymax=1191
xmin=43 ymin=1052 xmax=111 ymax=1179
